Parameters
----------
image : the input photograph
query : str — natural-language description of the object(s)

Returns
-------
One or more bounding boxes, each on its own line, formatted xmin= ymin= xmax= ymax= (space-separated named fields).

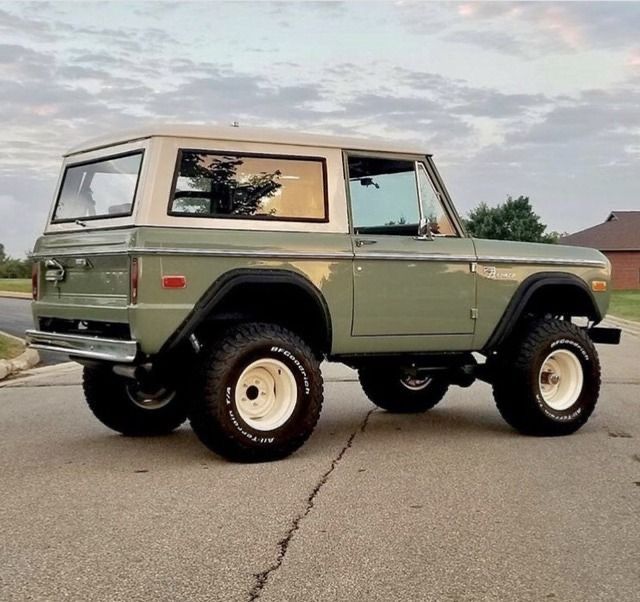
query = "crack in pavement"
xmin=247 ymin=408 xmax=375 ymax=602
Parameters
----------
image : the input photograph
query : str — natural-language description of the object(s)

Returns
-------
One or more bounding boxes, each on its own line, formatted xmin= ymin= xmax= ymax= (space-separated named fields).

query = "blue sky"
xmin=0 ymin=0 xmax=639 ymax=255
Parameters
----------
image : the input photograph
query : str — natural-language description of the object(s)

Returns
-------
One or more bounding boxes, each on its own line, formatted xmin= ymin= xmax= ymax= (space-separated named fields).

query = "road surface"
xmin=0 ymin=332 xmax=638 ymax=601
xmin=0 ymin=297 xmax=62 ymax=365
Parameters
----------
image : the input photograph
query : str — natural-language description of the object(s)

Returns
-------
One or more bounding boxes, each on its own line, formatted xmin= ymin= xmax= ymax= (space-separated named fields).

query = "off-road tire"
xmin=492 ymin=319 xmax=600 ymax=436
xmin=189 ymin=323 xmax=323 ymax=462
xmin=359 ymin=368 xmax=449 ymax=413
xmin=83 ymin=366 xmax=188 ymax=436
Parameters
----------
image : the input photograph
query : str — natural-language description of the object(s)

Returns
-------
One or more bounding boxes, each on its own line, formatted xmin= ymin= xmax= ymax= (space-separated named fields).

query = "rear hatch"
xmin=32 ymin=230 xmax=135 ymax=332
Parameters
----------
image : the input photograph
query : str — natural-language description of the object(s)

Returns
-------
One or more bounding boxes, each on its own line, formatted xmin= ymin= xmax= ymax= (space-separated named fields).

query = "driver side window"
xmin=348 ymin=156 xmax=420 ymax=236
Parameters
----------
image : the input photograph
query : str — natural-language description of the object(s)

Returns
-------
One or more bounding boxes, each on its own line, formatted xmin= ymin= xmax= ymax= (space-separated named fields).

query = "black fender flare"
xmin=482 ymin=272 xmax=601 ymax=352
xmin=161 ymin=268 xmax=332 ymax=353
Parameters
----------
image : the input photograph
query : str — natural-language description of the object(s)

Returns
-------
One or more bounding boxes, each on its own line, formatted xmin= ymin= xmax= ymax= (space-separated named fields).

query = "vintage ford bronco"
xmin=27 ymin=125 xmax=621 ymax=462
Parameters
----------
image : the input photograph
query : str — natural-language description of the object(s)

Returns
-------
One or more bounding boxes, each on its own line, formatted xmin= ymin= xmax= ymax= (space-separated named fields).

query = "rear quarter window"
xmin=169 ymin=150 xmax=328 ymax=222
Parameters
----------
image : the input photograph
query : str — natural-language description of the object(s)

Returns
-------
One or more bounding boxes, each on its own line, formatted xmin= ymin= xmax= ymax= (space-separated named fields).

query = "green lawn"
xmin=0 ymin=278 xmax=31 ymax=294
xmin=608 ymin=290 xmax=640 ymax=322
xmin=0 ymin=333 xmax=25 ymax=360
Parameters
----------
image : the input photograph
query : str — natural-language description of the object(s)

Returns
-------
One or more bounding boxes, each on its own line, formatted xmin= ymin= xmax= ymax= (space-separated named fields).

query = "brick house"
xmin=560 ymin=211 xmax=640 ymax=290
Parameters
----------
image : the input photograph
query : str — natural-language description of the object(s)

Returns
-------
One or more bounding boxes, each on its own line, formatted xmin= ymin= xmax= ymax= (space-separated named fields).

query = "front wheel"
xmin=492 ymin=319 xmax=601 ymax=436
xmin=189 ymin=323 xmax=324 ymax=462
xmin=83 ymin=366 xmax=189 ymax=436
xmin=359 ymin=367 xmax=449 ymax=413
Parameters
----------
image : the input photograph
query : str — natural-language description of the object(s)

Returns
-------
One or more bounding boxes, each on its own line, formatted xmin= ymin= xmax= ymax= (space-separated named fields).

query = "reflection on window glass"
xmin=170 ymin=152 xmax=326 ymax=221
xmin=53 ymin=152 xmax=142 ymax=222
xmin=416 ymin=165 xmax=457 ymax=236
xmin=348 ymin=157 xmax=419 ymax=235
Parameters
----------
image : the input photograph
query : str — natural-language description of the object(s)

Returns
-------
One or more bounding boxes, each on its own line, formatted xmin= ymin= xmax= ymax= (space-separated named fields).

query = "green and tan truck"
xmin=26 ymin=125 xmax=621 ymax=461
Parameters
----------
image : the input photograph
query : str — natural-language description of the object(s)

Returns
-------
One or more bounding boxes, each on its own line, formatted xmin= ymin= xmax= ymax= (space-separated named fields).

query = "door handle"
xmin=355 ymin=239 xmax=377 ymax=247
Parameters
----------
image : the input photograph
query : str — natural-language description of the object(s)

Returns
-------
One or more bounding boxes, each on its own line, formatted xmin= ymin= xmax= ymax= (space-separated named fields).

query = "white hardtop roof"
xmin=64 ymin=123 xmax=430 ymax=157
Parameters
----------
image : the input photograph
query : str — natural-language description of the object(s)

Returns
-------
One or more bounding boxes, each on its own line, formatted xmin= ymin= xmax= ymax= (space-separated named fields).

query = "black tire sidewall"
xmin=214 ymin=341 xmax=316 ymax=447
xmin=84 ymin=367 xmax=187 ymax=435
xmin=529 ymin=335 xmax=596 ymax=423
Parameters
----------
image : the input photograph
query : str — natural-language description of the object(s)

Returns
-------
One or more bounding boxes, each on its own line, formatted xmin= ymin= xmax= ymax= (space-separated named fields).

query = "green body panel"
xmin=32 ymin=230 xmax=133 ymax=326
xmin=129 ymin=228 xmax=354 ymax=354
xmin=31 ymin=228 xmax=611 ymax=358
xmin=471 ymin=238 xmax=610 ymax=349
xmin=352 ymin=236 xmax=476 ymax=337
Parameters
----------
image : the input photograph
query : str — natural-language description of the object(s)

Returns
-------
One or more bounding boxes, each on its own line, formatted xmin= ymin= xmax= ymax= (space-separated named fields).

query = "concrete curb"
xmin=0 ymin=330 xmax=40 ymax=380
xmin=0 ymin=291 xmax=31 ymax=300
xmin=0 ymin=361 xmax=79 ymax=388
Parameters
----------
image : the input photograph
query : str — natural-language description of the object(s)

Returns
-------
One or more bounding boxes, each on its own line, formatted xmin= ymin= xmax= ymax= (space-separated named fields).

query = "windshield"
xmin=52 ymin=151 xmax=143 ymax=223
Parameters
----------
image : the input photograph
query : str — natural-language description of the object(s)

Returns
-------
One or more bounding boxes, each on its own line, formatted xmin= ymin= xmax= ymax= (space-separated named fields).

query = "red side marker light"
xmin=162 ymin=275 xmax=187 ymax=289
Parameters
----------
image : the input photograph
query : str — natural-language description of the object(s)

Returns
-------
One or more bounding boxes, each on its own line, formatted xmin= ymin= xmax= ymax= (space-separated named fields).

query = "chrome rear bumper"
xmin=25 ymin=329 xmax=138 ymax=363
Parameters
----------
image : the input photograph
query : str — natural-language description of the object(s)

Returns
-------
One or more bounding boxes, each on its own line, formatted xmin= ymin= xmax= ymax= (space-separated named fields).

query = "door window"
xmin=348 ymin=156 xmax=419 ymax=235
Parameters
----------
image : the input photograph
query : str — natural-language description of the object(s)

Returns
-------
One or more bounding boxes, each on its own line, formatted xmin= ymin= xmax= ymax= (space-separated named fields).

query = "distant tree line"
xmin=0 ymin=244 xmax=31 ymax=278
xmin=464 ymin=196 xmax=561 ymax=243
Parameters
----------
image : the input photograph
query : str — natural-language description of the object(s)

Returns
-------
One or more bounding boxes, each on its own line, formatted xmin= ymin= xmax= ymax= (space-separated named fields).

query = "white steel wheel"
xmin=400 ymin=375 xmax=432 ymax=391
xmin=538 ymin=349 xmax=584 ymax=411
xmin=235 ymin=358 xmax=298 ymax=431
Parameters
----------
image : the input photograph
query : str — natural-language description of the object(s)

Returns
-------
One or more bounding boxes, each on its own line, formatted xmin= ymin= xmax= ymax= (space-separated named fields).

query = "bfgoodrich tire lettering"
xmin=492 ymin=319 xmax=601 ymax=436
xmin=189 ymin=323 xmax=323 ymax=462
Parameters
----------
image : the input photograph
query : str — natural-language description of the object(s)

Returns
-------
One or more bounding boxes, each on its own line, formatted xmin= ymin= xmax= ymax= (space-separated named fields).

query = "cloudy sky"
xmin=1 ymin=0 xmax=639 ymax=256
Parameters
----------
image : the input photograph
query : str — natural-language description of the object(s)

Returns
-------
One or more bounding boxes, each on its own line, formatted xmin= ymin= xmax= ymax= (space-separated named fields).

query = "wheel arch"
xmin=483 ymin=272 xmax=602 ymax=353
xmin=162 ymin=268 xmax=332 ymax=356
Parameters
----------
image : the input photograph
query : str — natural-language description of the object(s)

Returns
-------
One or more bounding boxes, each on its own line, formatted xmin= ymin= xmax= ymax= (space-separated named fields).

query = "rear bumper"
xmin=587 ymin=326 xmax=622 ymax=345
xmin=25 ymin=329 xmax=138 ymax=363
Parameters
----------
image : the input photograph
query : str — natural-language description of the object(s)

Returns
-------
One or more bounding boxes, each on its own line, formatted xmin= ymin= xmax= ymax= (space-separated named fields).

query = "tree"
xmin=0 ymin=244 xmax=31 ymax=278
xmin=464 ymin=196 xmax=557 ymax=243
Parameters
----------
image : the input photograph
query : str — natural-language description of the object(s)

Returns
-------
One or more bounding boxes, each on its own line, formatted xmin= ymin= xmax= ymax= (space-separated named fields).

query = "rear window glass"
xmin=52 ymin=152 xmax=143 ymax=223
xmin=169 ymin=151 xmax=327 ymax=222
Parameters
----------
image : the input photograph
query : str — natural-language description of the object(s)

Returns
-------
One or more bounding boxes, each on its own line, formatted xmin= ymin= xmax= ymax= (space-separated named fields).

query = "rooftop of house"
xmin=560 ymin=211 xmax=640 ymax=251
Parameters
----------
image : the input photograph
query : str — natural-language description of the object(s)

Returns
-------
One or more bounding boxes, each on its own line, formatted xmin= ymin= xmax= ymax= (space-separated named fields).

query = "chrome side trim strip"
xmin=29 ymin=247 xmax=606 ymax=267
xmin=30 ymin=248 xmax=353 ymax=260
xmin=356 ymin=253 xmax=476 ymax=262
xmin=30 ymin=249 xmax=131 ymax=259
xmin=132 ymin=248 xmax=354 ymax=260
xmin=25 ymin=330 xmax=138 ymax=363
xmin=476 ymin=256 xmax=607 ymax=268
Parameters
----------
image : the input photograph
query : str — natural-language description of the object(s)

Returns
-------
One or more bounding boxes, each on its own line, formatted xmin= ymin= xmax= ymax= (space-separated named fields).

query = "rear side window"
xmin=169 ymin=151 xmax=328 ymax=222
xmin=52 ymin=152 xmax=143 ymax=223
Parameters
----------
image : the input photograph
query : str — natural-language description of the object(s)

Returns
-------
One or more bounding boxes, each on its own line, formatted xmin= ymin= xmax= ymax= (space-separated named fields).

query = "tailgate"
xmin=32 ymin=230 xmax=134 ymax=325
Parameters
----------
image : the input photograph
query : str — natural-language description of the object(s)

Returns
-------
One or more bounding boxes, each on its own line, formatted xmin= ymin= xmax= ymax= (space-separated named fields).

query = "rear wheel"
xmin=359 ymin=367 xmax=449 ymax=413
xmin=189 ymin=323 xmax=323 ymax=462
xmin=83 ymin=366 xmax=189 ymax=436
xmin=492 ymin=319 xmax=600 ymax=436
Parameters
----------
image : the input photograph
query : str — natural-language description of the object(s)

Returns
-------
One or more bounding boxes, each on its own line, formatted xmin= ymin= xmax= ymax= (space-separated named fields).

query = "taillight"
xmin=130 ymin=257 xmax=139 ymax=305
xmin=31 ymin=262 xmax=39 ymax=300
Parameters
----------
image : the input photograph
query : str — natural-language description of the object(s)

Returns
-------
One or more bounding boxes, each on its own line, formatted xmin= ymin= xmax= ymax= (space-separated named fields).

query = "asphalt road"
xmin=1 ymin=333 xmax=638 ymax=601
xmin=0 ymin=297 xmax=62 ymax=366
